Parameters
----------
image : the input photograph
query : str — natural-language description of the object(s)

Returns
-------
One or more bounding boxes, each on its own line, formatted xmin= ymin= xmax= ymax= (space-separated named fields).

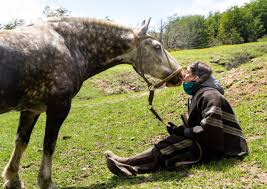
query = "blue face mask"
xmin=183 ymin=82 xmax=195 ymax=95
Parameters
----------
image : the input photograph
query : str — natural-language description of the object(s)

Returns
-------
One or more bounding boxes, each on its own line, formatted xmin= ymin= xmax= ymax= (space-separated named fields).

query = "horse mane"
xmin=46 ymin=17 xmax=132 ymax=31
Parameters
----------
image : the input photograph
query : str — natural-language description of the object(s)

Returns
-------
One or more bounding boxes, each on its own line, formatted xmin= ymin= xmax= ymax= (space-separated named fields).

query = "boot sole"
xmin=106 ymin=157 xmax=136 ymax=177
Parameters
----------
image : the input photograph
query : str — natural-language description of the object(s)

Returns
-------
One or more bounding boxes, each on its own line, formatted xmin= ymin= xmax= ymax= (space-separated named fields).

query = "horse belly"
xmin=0 ymin=97 xmax=16 ymax=114
xmin=0 ymin=62 xmax=19 ymax=113
xmin=0 ymin=86 xmax=47 ymax=114
xmin=0 ymin=49 xmax=47 ymax=113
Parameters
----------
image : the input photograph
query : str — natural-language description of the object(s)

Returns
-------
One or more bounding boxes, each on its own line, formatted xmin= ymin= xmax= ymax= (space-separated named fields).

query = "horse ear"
xmin=141 ymin=20 xmax=146 ymax=26
xmin=137 ymin=17 xmax=151 ymax=36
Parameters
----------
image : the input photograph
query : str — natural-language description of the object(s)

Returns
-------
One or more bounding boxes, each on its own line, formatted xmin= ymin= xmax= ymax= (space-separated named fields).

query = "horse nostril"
xmin=167 ymin=75 xmax=182 ymax=86
xmin=178 ymin=73 xmax=184 ymax=81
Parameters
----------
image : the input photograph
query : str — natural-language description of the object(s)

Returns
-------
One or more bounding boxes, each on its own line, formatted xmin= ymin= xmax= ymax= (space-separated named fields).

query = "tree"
xmin=158 ymin=19 xmax=166 ymax=43
xmin=149 ymin=19 xmax=166 ymax=43
xmin=217 ymin=5 xmax=264 ymax=44
xmin=164 ymin=15 xmax=208 ymax=49
xmin=3 ymin=19 xmax=24 ymax=30
xmin=161 ymin=0 xmax=267 ymax=49
xmin=163 ymin=16 xmax=182 ymax=49
xmin=244 ymin=0 xmax=267 ymax=37
xmin=43 ymin=6 xmax=71 ymax=17
xmin=217 ymin=6 xmax=246 ymax=44
xmin=243 ymin=7 xmax=264 ymax=41
xmin=206 ymin=12 xmax=221 ymax=46
xmin=0 ymin=6 xmax=70 ymax=30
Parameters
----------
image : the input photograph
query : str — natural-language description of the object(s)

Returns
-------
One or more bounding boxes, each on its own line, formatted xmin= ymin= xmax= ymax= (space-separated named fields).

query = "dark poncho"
xmin=185 ymin=77 xmax=249 ymax=157
xmin=154 ymin=77 xmax=248 ymax=168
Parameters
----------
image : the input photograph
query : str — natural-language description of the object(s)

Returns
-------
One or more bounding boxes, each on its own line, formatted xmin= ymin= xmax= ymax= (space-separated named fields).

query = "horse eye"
xmin=154 ymin=44 xmax=161 ymax=49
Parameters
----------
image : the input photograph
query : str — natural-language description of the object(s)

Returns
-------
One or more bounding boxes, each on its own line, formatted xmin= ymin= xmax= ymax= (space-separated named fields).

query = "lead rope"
xmin=147 ymin=67 xmax=182 ymax=126
xmin=133 ymin=66 xmax=166 ymax=125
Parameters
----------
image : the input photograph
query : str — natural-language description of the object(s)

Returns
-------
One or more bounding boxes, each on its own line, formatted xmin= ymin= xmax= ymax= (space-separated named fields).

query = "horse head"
xmin=124 ymin=18 xmax=182 ymax=87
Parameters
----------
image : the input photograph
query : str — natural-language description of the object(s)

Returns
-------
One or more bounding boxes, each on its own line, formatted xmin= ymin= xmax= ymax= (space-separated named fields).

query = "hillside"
xmin=0 ymin=42 xmax=266 ymax=188
xmin=76 ymin=41 xmax=267 ymax=98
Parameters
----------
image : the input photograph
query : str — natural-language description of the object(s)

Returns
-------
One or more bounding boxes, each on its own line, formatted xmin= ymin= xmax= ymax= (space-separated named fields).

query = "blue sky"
xmin=0 ymin=0 xmax=251 ymax=27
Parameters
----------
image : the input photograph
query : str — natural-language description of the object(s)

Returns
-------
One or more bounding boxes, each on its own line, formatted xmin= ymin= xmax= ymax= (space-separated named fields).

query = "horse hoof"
xmin=38 ymin=180 xmax=56 ymax=189
xmin=3 ymin=180 xmax=25 ymax=189
xmin=47 ymin=182 xmax=56 ymax=189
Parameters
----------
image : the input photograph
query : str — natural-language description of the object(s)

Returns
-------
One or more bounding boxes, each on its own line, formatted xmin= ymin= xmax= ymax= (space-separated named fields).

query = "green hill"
xmin=0 ymin=42 xmax=266 ymax=188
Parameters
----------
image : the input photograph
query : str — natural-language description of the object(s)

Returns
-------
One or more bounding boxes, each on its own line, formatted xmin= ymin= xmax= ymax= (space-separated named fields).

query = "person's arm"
xmin=184 ymin=92 xmax=224 ymax=139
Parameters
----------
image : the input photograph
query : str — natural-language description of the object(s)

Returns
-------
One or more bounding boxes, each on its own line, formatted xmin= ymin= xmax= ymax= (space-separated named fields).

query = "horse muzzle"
xmin=165 ymin=68 xmax=183 ymax=87
xmin=166 ymin=75 xmax=182 ymax=87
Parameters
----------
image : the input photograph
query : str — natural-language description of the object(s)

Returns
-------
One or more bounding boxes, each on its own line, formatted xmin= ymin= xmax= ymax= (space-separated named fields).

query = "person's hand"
xmin=166 ymin=122 xmax=177 ymax=135
xmin=167 ymin=122 xmax=185 ymax=136
xmin=166 ymin=125 xmax=175 ymax=135
xmin=173 ymin=125 xmax=185 ymax=136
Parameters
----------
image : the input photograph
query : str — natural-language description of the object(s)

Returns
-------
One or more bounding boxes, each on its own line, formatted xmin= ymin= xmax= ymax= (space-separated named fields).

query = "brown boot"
xmin=104 ymin=147 xmax=155 ymax=166
xmin=106 ymin=157 xmax=137 ymax=177
xmin=133 ymin=162 xmax=161 ymax=174
xmin=105 ymin=150 xmax=128 ymax=163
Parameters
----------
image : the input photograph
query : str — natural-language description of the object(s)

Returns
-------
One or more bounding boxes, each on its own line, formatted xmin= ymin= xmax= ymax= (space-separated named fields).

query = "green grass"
xmin=258 ymin=35 xmax=267 ymax=42
xmin=0 ymin=42 xmax=266 ymax=188
xmin=171 ymin=41 xmax=267 ymax=70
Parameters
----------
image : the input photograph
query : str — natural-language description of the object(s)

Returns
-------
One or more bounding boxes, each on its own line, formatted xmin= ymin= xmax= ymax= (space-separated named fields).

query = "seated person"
xmin=105 ymin=62 xmax=249 ymax=176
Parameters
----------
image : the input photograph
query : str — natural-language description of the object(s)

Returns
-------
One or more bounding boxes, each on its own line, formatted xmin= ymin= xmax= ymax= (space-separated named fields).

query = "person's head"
xmin=182 ymin=62 xmax=212 ymax=84
xmin=181 ymin=62 xmax=212 ymax=95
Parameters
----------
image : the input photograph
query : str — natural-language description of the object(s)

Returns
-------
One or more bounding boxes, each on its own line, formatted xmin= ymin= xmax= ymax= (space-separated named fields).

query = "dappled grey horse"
xmin=0 ymin=17 xmax=181 ymax=188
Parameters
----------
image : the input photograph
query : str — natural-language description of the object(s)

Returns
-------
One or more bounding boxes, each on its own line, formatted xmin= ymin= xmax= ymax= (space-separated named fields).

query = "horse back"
xmin=0 ymin=25 xmax=82 ymax=113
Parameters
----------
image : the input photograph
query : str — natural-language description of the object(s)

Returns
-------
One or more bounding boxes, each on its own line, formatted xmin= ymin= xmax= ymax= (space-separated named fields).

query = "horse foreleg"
xmin=2 ymin=111 xmax=40 ymax=189
xmin=38 ymin=101 xmax=70 ymax=189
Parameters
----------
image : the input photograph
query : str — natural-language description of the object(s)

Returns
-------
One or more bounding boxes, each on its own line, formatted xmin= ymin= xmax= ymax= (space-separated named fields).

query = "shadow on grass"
xmin=60 ymin=167 xmax=189 ymax=189
xmin=61 ymin=157 xmax=243 ymax=189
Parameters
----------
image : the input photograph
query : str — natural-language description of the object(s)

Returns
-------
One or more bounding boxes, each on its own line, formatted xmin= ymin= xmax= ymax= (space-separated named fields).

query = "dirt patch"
xmin=226 ymin=51 xmax=256 ymax=70
xmin=220 ymin=61 xmax=267 ymax=106
xmin=247 ymin=135 xmax=264 ymax=141
xmin=239 ymin=162 xmax=267 ymax=186
xmin=147 ymin=134 xmax=167 ymax=144
xmin=92 ymin=70 xmax=157 ymax=95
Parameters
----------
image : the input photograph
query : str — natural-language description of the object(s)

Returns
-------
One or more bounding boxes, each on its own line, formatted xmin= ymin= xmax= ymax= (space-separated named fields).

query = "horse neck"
xmin=50 ymin=18 xmax=135 ymax=80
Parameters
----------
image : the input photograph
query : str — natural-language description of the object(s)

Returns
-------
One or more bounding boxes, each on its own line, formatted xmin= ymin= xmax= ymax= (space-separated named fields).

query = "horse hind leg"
xmin=38 ymin=100 xmax=71 ymax=189
xmin=2 ymin=111 xmax=40 ymax=189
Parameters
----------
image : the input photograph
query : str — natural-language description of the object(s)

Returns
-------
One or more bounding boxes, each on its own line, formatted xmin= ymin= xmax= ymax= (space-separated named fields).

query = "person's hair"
xmin=190 ymin=62 xmax=212 ymax=83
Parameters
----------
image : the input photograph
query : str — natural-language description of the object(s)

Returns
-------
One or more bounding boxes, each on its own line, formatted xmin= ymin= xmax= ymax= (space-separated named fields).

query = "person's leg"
xmin=132 ymin=161 xmax=160 ymax=174
xmin=156 ymin=136 xmax=203 ymax=168
xmin=105 ymin=135 xmax=202 ymax=177
xmin=105 ymin=146 xmax=162 ymax=176
xmin=105 ymin=147 xmax=154 ymax=166
xmin=106 ymin=157 xmax=137 ymax=177
xmin=106 ymin=156 xmax=160 ymax=177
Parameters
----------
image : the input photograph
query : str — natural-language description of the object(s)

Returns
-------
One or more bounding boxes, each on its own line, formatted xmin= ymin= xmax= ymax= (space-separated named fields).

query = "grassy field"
xmin=0 ymin=42 xmax=266 ymax=188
